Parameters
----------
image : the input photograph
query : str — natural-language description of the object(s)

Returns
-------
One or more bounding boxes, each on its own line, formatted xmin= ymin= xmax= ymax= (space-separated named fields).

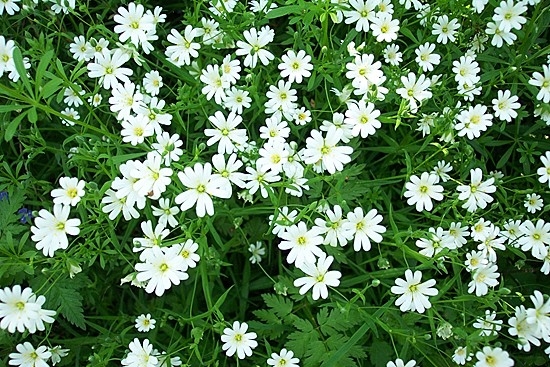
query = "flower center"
xmin=67 ymin=188 xmax=78 ymax=198
xmin=56 ymin=222 xmax=66 ymax=231
xmin=321 ymin=145 xmax=331 ymax=155
xmin=470 ymin=184 xmax=478 ymax=193
xmin=409 ymin=284 xmax=418 ymax=292
xmin=271 ymin=154 xmax=281 ymax=163
xmin=316 ymin=274 xmax=325 ymax=282
xmin=105 ymin=67 xmax=113 ymax=75
xmin=297 ymin=236 xmax=307 ymax=245
xmin=181 ymin=250 xmax=190 ymax=258
xmin=360 ymin=116 xmax=369 ymax=124
xmin=130 ymin=21 xmax=139 ymax=29
xmin=381 ymin=25 xmax=388 ymax=33
xmin=419 ymin=185 xmax=428 ymax=194
xmin=221 ymin=128 xmax=230 ymax=136
xmin=16 ymin=301 xmax=25 ymax=310
xmin=292 ymin=62 xmax=300 ymax=70
xmin=134 ymin=127 xmax=144 ymax=136
xmin=234 ymin=334 xmax=243 ymax=341
xmin=533 ymin=233 xmax=541 ymax=241
xmin=236 ymin=96 xmax=243 ymax=103
xmin=30 ymin=352 xmax=38 ymax=359
xmin=159 ymin=263 xmax=169 ymax=272
xmin=143 ymin=319 xmax=150 ymax=326
xmin=197 ymin=184 xmax=206 ymax=193
xmin=485 ymin=355 xmax=496 ymax=366
xmin=280 ymin=92 xmax=287 ymax=100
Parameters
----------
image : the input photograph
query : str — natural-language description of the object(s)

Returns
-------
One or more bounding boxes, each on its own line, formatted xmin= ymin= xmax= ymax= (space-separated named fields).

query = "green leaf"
xmin=12 ymin=48 xmax=33 ymax=97
xmin=53 ymin=285 xmax=86 ymax=329
xmin=265 ymin=4 xmax=302 ymax=19
xmin=262 ymin=293 xmax=293 ymax=318
xmin=35 ymin=49 xmax=54 ymax=97
xmin=4 ymin=110 xmax=28 ymax=141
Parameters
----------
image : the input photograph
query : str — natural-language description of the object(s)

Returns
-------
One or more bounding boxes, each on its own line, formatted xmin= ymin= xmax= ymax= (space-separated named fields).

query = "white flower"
xmin=474 ymin=346 xmax=514 ymax=367
xmin=248 ymin=241 xmax=265 ymax=264
xmin=269 ymin=207 xmax=298 ymax=236
xmin=524 ymin=193 xmax=543 ymax=213
xmin=31 ymin=204 xmax=81 ymax=257
xmin=452 ymin=55 xmax=480 ymax=86
xmin=121 ymin=338 xmax=158 ymax=367
xmin=344 ymin=100 xmax=381 ymax=138
xmin=344 ymin=0 xmax=378 ymax=32
xmin=465 ymin=250 xmax=489 ymax=272
xmin=455 ymin=104 xmax=493 ymax=140
xmin=267 ymin=348 xmax=300 ymax=367
xmin=347 ymin=207 xmax=386 ymax=251
xmin=243 ymin=165 xmax=281 ymax=199
xmin=473 ymin=309 xmax=502 ymax=336
xmin=152 ymin=198 xmax=179 ymax=228
xmin=493 ymin=0 xmax=527 ymax=32
xmin=431 ymin=160 xmax=452 ymax=182
xmin=395 ymin=72 xmax=432 ymax=113
xmin=403 ymin=172 xmax=444 ymax=212
xmin=143 ymin=70 xmax=163 ymax=96
xmin=51 ymin=177 xmax=86 ymax=207
xmin=508 ymin=305 xmax=541 ymax=351
xmin=87 ymin=49 xmax=133 ymax=90
xmin=151 ymin=131 xmax=184 ymax=166
xmin=121 ymin=115 xmax=154 ymax=146
xmin=386 ymin=359 xmax=417 ymax=367
xmin=468 ymin=263 xmax=500 ymax=296
xmin=294 ymin=253 xmax=342 ymax=300
xmin=492 ymin=90 xmax=520 ymax=122
xmin=223 ymin=87 xmax=251 ymax=114
xmin=135 ymin=246 xmax=188 ymax=296
xmin=518 ymin=219 xmax=550 ymax=260
xmin=453 ymin=346 xmax=471 ymax=365
xmin=300 ymin=126 xmax=353 ymax=174
xmin=235 ymin=26 xmax=275 ymax=68
xmin=278 ymin=221 xmax=325 ymax=267
xmin=529 ymin=65 xmax=550 ymax=103
xmin=259 ymin=115 xmax=290 ymax=143
xmin=526 ymin=290 xmax=550 ymax=342
xmin=432 ymin=15 xmax=460 ymax=44
xmin=370 ymin=12 xmax=400 ymax=42
xmin=204 ymin=111 xmax=247 ymax=154
xmin=390 ymin=269 xmax=438 ymax=313
xmin=383 ymin=44 xmax=402 ymax=65
xmin=486 ymin=21 xmax=517 ymax=48
xmin=278 ymin=49 xmax=313 ymax=84
xmin=345 ymin=53 xmax=383 ymax=91
xmin=135 ymin=313 xmax=156 ymax=332
xmin=415 ymin=42 xmax=440 ymax=72
xmin=165 ymin=26 xmax=200 ymax=66
xmin=537 ymin=151 xmax=550 ymax=187
xmin=264 ymin=80 xmax=298 ymax=118
xmin=48 ymin=346 xmax=69 ymax=366
xmin=60 ymin=107 xmax=80 ymax=127
xmin=456 ymin=168 xmax=496 ymax=212
xmin=200 ymin=64 xmax=228 ymax=105
xmin=9 ymin=342 xmax=51 ymax=367
xmin=109 ymin=81 xmax=144 ymax=121
xmin=221 ymin=321 xmax=258 ymax=359
xmin=175 ymin=239 xmax=200 ymax=270
xmin=211 ymin=153 xmax=247 ymax=189
xmin=175 ymin=162 xmax=232 ymax=217
xmin=69 ymin=35 xmax=93 ymax=62
xmin=0 ymin=285 xmax=55 ymax=334
xmin=313 ymin=204 xmax=354 ymax=247
xmin=445 ymin=222 xmax=469 ymax=249
xmin=63 ymin=86 xmax=85 ymax=107
xmin=113 ymin=2 xmax=155 ymax=48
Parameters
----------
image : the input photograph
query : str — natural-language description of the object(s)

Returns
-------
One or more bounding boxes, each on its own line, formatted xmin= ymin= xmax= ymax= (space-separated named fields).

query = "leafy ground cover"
xmin=1 ymin=0 xmax=550 ymax=366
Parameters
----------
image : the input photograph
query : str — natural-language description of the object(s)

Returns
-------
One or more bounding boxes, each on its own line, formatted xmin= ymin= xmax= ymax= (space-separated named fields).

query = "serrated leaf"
xmin=262 ymin=293 xmax=293 ymax=318
xmin=53 ymin=286 xmax=86 ymax=329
